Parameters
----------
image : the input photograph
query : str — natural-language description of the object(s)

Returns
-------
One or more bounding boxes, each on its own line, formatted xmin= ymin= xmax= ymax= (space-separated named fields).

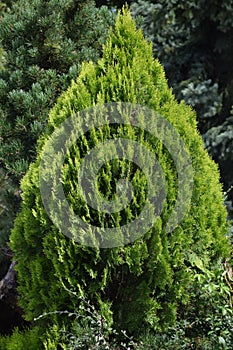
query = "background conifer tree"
xmin=0 ymin=0 xmax=114 ymax=335
xmin=0 ymin=0 xmax=113 ymax=264
xmin=0 ymin=0 xmax=113 ymax=181
xmin=130 ymin=0 xmax=233 ymax=218
xmin=10 ymin=8 xmax=231 ymax=339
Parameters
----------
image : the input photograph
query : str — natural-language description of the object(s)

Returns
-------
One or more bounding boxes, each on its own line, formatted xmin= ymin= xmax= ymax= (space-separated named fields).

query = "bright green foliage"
xmin=0 ymin=327 xmax=43 ymax=350
xmin=10 ymin=9 xmax=230 ymax=336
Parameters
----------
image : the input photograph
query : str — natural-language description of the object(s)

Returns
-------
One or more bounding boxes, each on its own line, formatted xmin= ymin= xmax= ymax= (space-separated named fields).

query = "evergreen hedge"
xmin=10 ymin=8 xmax=230 ymax=335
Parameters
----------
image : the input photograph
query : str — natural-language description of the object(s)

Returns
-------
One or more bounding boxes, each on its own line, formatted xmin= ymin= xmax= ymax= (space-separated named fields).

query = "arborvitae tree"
xmin=130 ymin=0 xmax=233 ymax=213
xmin=10 ymin=8 xmax=230 ymax=337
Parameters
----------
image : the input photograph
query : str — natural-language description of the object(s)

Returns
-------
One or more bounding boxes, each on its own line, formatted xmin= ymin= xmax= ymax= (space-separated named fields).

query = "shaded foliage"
xmin=0 ymin=0 xmax=114 ymax=335
xmin=0 ymin=0 xmax=113 ymax=182
xmin=130 ymin=0 xmax=233 ymax=207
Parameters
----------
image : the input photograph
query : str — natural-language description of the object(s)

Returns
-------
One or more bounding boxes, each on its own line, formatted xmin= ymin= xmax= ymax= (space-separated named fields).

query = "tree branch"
xmin=0 ymin=261 xmax=19 ymax=310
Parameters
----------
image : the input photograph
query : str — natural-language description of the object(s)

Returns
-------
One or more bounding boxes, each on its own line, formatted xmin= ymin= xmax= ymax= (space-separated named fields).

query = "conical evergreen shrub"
xmin=10 ymin=9 xmax=230 ymax=335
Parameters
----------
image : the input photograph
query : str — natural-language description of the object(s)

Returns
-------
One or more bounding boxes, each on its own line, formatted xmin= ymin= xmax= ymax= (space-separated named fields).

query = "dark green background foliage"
xmin=0 ymin=169 xmax=18 ymax=279
xmin=0 ymin=0 xmax=114 ymax=336
xmin=10 ymin=9 xmax=230 ymax=337
xmin=0 ymin=0 xmax=114 ymax=264
xmin=96 ymin=0 xmax=133 ymax=8
xmin=0 ymin=0 xmax=113 ymax=181
xmin=130 ymin=0 xmax=233 ymax=208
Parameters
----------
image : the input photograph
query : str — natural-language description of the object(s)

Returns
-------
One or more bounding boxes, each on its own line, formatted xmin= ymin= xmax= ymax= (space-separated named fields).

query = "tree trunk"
xmin=0 ymin=260 xmax=19 ymax=311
